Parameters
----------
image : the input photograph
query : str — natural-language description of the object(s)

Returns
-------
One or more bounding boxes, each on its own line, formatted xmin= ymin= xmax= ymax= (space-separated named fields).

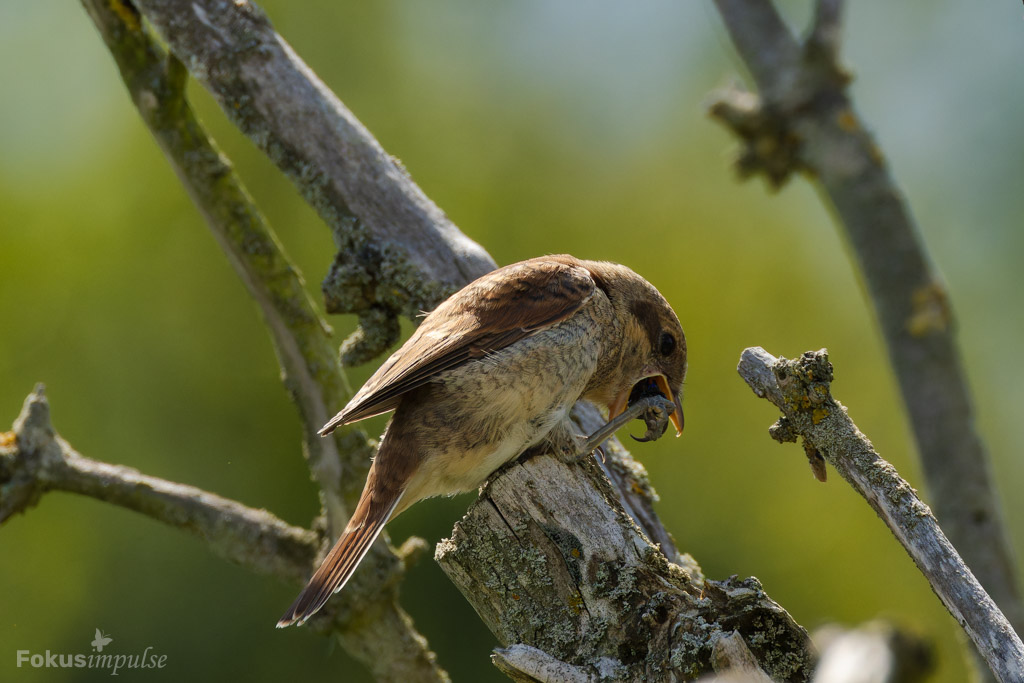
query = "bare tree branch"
xmin=128 ymin=0 xmax=496 ymax=364
xmin=2 ymin=386 xmax=317 ymax=583
xmin=2 ymin=385 xmax=444 ymax=680
xmin=105 ymin=2 xmax=796 ymax=671
xmin=709 ymin=0 xmax=1023 ymax=645
xmin=807 ymin=0 xmax=844 ymax=62
xmin=78 ymin=2 xmax=447 ymax=680
xmin=82 ymin=0 xmax=354 ymax=523
xmin=737 ymin=347 xmax=1024 ymax=682
xmin=436 ymin=446 xmax=813 ymax=681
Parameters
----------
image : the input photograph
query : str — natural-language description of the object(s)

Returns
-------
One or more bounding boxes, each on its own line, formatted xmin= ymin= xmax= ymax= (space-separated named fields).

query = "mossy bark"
xmin=438 ymin=428 xmax=812 ymax=681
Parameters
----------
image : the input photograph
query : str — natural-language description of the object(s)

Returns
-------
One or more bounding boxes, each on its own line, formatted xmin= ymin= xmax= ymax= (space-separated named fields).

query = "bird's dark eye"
xmin=659 ymin=331 xmax=676 ymax=356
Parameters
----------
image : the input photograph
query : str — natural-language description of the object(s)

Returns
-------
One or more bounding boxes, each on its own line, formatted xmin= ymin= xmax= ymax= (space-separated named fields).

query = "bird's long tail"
xmin=277 ymin=485 xmax=404 ymax=628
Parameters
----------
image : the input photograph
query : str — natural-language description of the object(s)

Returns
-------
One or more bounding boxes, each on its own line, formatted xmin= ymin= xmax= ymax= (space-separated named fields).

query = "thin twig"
xmin=2 ymin=386 xmax=445 ymax=680
xmin=709 ymin=0 xmax=1022 ymax=639
xmin=737 ymin=347 xmax=1024 ymax=682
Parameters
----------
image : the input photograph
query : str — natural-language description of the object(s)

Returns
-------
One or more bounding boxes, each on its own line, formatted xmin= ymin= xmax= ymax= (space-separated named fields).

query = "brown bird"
xmin=277 ymin=254 xmax=686 ymax=627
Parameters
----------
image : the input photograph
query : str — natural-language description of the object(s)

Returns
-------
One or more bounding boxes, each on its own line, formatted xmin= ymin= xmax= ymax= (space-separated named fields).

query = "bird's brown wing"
xmin=320 ymin=255 xmax=597 ymax=434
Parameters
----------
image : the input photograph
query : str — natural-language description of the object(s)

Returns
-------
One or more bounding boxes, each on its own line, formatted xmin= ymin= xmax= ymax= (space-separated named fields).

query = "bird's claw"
xmin=629 ymin=395 xmax=674 ymax=443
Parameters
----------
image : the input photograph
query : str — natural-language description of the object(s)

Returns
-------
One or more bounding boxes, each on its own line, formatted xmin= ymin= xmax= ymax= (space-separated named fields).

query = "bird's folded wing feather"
xmin=322 ymin=256 xmax=597 ymax=432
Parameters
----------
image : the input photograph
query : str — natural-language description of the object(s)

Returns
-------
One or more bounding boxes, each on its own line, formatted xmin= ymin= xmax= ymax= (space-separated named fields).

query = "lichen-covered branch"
xmin=79 ymin=2 xmax=446 ymax=680
xmin=7 ymin=387 xmax=444 ymax=679
xmin=708 ymin=632 xmax=775 ymax=683
xmin=572 ymin=402 xmax=691 ymax=568
xmin=491 ymin=645 xmax=592 ymax=683
xmin=2 ymin=386 xmax=443 ymax=680
xmin=127 ymin=0 xmax=496 ymax=362
xmin=2 ymin=386 xmax=317 ymax=583
xmin=81 ymin=0 xmax=358 ymax=524
xmin=737 ymin=347 xmax=1024 ymax=681
xmin=708 ymin=0 xmax=1022 ymax=637
xmin=436 ymin=446 xmax=813 ymax=681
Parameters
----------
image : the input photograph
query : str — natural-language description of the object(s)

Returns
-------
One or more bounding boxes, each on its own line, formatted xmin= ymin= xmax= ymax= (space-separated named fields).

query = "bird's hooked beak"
xmin=608 ymin=374 xmax=684 ymax=437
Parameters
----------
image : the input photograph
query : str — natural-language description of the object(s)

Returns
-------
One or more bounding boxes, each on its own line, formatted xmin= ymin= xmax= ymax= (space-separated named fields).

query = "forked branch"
xmin=78 ymin=1 xmax=446 ymax=679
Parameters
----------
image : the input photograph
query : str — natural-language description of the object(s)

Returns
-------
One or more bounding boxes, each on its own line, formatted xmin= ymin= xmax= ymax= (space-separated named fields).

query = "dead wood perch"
xmin=736 ymin=346 xmax=1024 ymax=682
xmin=435 ymin=421 xmax=814 ymax=681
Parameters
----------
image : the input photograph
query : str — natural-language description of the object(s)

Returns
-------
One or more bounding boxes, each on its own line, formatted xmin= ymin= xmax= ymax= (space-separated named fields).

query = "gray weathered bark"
xmin=708 ymin=0 xmax=1023 ymax=649
xmin=3 ymin=387 xmax=318 ymax=583
xmin=1 ymin=386 xmax=443 ymax=681
xmin=79 ymin=1 xmax=447 ymax=679
xmin=129 ymin=0 xmax=497 ymax=365
xmin=437 ymin=408 xmax=812 ymax=681
xmin=737 ymin=347 xmax=1024 ymax=682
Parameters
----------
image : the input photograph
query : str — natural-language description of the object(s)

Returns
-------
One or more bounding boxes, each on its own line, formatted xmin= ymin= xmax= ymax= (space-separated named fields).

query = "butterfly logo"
xmin=91 ymin=628 xmax=113 ymax=653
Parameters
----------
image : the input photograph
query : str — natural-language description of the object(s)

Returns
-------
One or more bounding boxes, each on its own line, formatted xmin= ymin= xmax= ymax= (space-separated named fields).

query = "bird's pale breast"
xmin=396 ymin=296 xmax=610 ymax=505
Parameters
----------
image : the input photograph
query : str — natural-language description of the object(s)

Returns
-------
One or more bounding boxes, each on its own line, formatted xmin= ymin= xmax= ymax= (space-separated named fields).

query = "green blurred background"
xmin=2 ymin=1 xmax=1022 ymax=680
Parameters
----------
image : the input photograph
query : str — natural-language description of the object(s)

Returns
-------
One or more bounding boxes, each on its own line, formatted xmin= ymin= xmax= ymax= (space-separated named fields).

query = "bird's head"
xmin=584 ymin=260 xmax=686 ymax=436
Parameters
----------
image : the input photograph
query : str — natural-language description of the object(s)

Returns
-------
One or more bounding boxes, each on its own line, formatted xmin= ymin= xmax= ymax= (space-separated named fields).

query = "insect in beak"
xmin=652 ymin=374 xmax=684 ymax=436
xmin=609 ymin=375 xmax=684 ymax=437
